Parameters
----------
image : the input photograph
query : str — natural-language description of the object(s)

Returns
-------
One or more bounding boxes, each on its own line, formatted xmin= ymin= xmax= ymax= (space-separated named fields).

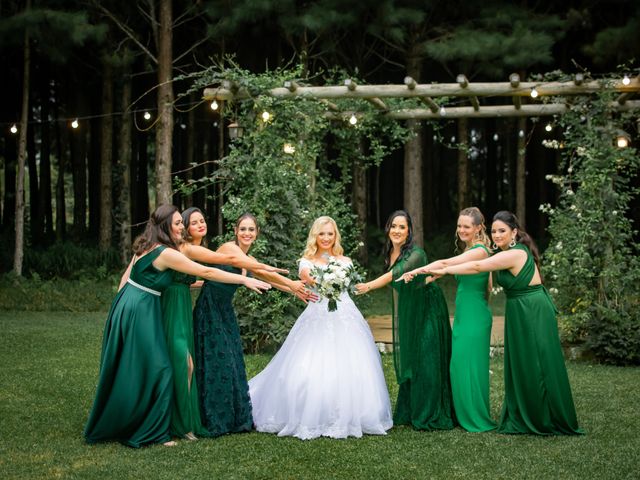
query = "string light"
xmin=530 ymin=87 xmax=539 ymax=98
xmin=518 ymin=130 xmax=525 ymax=138
xmin=622 ymin=75 xmax=631 ymax=86
xmin=71 ymin=119 xmax=79 ymax=129
xmin=493 ymin=133 xmax=499 ymax=141
xmin=283 ymin=143 xmax=296 ymax=154
xmin=261 ymin=111 xmax=271 ymax=122
xmin=616 ymin=136 xmax=629 ymax=148
xmin=210 ymin=100 xmax=219 ymax=111
xmin=143 ymin=111 xmax=151 ymax=120
xmin=349 ymin=114 xmax=357 ymax=125
xmin=545 ymin=123 xmax=553 ymax=132
xmin=10 ymin=124 xmax=18 ymax=134
xmin=439 ymin=106 xmax=446 ymax=116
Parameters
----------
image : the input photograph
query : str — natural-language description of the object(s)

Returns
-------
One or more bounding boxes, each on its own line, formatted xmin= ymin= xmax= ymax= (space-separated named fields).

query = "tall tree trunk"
xmin=3 ymin=134 xmax=17 ymax=232
xmin=27 ymin=107 xmax=39 ymax=245
xmin=457 ymin=118 xmax=469 ymax=212
xmin=38 ymin=79 xmax=53 ymax=244
xmin=184 ymin=93 xmax=196 ymax=206
xmin=423 ymin=126 xmax=435 ymax=230
xmin=404 ymin=53 xmax=423 ymax=245
xmin=216 ymin=109 xmax=225 ymax=235
xmin=486 ymin=119 xmax=498 ymax=218
xmin=99 ymin=58 xmax=114 ymax=251
xmin=516 ymin=117 xmax=527 ymax=226
xmin=352 ymin=140 xmax=368 ymax=264
xmin=118 ymin=67 xmax=133 ymax=265
xmin=133 ymin=130 xmax=150 ymax=230
xmin=88 ymin=117 xmax=100 ymax=239
xmin=70 ymin=91 xmax=88 ymax=239
xmin=54 ymin=98 xmax=66 ymax=241
xmin=155 ymin=0 xmax=173 ymax=205
xmin=14 ymin=1 xmax=30 ymax=275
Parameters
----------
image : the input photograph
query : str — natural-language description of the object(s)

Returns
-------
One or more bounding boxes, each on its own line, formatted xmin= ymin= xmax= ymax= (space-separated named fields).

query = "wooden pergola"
xmin=204 ymin=73 xmax=640 ymax=119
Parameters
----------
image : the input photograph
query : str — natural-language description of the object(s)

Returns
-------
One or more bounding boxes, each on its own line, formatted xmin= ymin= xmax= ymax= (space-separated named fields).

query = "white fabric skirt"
xmin=248 ymin=292 xmax=393 ymax=440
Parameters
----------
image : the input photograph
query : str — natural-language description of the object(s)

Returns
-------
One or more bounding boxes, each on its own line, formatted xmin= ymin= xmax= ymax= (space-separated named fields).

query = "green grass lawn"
xmin=1 ymin=312 xmax=638 ymax=479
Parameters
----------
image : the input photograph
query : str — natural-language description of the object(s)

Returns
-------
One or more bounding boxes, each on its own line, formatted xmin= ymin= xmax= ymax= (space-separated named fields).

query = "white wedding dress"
xmin=248 ymin=258 xmax=393 ymax=440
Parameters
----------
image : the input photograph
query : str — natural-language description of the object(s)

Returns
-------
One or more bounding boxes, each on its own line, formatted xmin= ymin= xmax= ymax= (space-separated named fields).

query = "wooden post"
xmin=516 ymin=117 xmax=527 ymax=226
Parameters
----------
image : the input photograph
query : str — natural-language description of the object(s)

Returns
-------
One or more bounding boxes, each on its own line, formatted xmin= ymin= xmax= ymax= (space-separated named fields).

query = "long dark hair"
xmin=132 ymin=204 xmax=182 ymax=255
xmin=182 ymin=207 xmax=207 ymax=247
xmin=383 ymin=210 xmax=414 ymax=270
xmin=492 ymin=210 xmax=541 ymax=269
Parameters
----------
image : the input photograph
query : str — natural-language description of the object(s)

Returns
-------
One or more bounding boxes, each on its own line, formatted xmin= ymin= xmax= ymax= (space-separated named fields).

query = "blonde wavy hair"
xmin=302 ymin=216 xmax=344 ymax=259
xmin=454 ymin=206 xmax=491 ymax=253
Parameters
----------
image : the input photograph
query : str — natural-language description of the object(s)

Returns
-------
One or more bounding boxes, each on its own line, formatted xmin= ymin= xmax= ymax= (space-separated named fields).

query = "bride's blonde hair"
xmin=302 ymin=216 xmax=344 ymax=259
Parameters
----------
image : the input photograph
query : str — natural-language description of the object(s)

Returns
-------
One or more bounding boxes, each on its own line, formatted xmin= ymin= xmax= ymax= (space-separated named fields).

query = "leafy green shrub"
xmin=541 ymin=80 xmax=640 ymax=364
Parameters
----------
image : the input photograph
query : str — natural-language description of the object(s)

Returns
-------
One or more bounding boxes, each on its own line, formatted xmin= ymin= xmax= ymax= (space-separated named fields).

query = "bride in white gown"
xmin=248 ymin=216 xmax=393 ymax=440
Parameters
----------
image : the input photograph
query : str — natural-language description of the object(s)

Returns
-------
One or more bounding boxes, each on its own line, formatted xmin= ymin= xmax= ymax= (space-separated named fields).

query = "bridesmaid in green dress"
xmin=426 ymin=210 xmax=582 ymax=435
xmin=190 ymin=212 xmax=314 ymax=437
xmin=162 ymin=208 xmax=303 ymax=441
xmin=401 ymin=207 xmax=496 ymax=432
xmin=84 ymin=205 xmax=271 ymax=447
xmin=356 ymin=210 xmax=455 ymax=431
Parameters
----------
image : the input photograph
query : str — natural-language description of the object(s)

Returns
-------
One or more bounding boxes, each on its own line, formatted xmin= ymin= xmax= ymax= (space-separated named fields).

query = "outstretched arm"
xmin=154 ymin=248 xmax=271 ymax=293
xmin=399 ymin=247 xmax=489 ymax=283
xmin=182 ymin=243 xmax=288 ymax=274
xmin=355 ymin=271 xmax=393 ymax=295
xmin=430 ymin=249 xmax=522 ymax=276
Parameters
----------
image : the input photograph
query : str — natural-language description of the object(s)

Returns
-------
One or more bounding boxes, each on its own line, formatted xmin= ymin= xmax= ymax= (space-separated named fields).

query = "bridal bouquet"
xmin=311 ymin=257 xmax=362 ymax=312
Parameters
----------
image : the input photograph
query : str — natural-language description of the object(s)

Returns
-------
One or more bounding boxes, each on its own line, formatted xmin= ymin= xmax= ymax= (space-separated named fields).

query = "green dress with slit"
xmin=85 ymin=246 xmax=173 ymax=447
xmin=451 ymin=244 xmax=497 ymax=432
xmin=390 ymin=246 xmax=455 ymax=431
xmin=161 ymin=271 xmax=208 ymax=437
xmin=496 ymin=243 xmax=582 ymax=435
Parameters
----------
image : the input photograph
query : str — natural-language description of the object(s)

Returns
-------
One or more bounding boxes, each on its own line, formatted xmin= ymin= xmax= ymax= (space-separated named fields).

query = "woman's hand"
xmin=355 ymin=283 xmax=371 ymax=296
xmin=397 ymin=266 xmax=430 ymax=283
xmin=243 ymin=277 xmax=272 ymax=294
xmin=290 ymin=280 xmax=319 ymax=304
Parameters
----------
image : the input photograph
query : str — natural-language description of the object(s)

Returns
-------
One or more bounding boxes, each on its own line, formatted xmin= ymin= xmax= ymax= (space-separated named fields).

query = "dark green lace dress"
xmin=85 ymin=246 xmax=173 ymax=447
xmin=161 ymin=271 xmax=208 ymax=437
xmin=193 ymin=264 xmax=252 ymax=436
xmin=496 ymin=243 xmax=582 ymax=435
xmin=390 ymin=246 xmax=455 ymax=430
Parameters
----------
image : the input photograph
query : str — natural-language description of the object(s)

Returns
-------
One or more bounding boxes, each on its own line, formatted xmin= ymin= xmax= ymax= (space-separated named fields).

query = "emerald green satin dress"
xmin=85 ymin=246 xmax=173 ymax=447
xmin=451 ymin=244 xmax=496 ymax=432
xmin=391 ymin=246 xmax=455 ymax=430
xmin=161 ymin=271 xmax=208 ymax=437
xmin=496 ymin=243 xmax=582 ymax=435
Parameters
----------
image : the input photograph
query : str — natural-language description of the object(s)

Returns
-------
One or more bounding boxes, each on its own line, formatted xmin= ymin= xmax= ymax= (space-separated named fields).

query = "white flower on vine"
xmin=556 ymin=241 xmax=563 ymax=250
xmin=577 ymin=212 xmax=582 ymax=219
xmin=551 ymin=260 xmax=556 ymax=266
xmin=577 ymin=146 xmax=587 ymax=156
xmin=570 ymin=205 xmax=577 ymax=210
xmin=612 ymin=210 xmax=618 ymax=216
xmin=566 ymin=189 xmax=574 ymax=196
xmin=567 ymin=166 xmax=573 ymax=173
xmin=549 ymin=287 xmax=559 ymax=295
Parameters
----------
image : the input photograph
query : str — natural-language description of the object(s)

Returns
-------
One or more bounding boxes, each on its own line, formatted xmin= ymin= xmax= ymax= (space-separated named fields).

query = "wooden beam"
xmin=323 ymin=101 xmax=640 ymax=120
xmin=510 ymin=73 xmax=521 ymax=109
xmin=617 ymin=75 xmax=640 ymax=104
xmin=205 ymin=79 xmax=640 ymax=101
xmin=366 ymin=97 xmax=388 ymax=110
xmin=319 ymin=99 xmax=340 ymax=111
xmin=457 ymin=74 xmax=479 ymax=110
xmin=419 ymin=97 xmax=440 ymax=113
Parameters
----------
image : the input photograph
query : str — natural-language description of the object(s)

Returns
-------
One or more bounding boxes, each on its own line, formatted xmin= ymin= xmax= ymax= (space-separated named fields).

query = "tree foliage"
xmin=540 ymin=78 xmax=640 ymax=365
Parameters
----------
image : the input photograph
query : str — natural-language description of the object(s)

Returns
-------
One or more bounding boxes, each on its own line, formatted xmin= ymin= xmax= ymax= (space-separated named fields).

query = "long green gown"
xmin=496 ymin=243 xmax=582 ymax=435
xmin=85 ymin=246 xmax=173 ymax=447
xmin=160 ymin=271 xmax=208 ymax=437
xmin=390 ymin=245 xmax=455 ymax=430
xmin=451 ymin=244 xmax=497 ymax=432
xmin=193 ymin=264 xmax=253 ymax=436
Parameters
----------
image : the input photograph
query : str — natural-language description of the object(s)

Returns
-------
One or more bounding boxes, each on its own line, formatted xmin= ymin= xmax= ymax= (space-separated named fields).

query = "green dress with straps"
xmin=85 ymin=246 xmax=174 ymax=447
xmin=451 ymin=244 xmax=496 ymax=432
xmin=193 ymin=264 xmax=253 ymax=437
xmin=496 ymin=243 xmax=582 ymax=435
xmin=391 ymin=245 xmax=455 ymax=430
xmin=161 ymin=271 xmax=208 ymax=437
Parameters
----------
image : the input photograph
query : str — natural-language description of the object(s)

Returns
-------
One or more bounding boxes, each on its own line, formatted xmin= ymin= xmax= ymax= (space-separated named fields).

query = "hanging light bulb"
xmin=518 ymin=130 xmax=525 ymax=138
xmin=210 ymin=100 xmax=219 ymax=111
xmin=493 ymin=133 xmax=499 ymax=142
xmin=616 ymin=136 xmax=629 ymax=148
xmin=450 ymin=136 xmax=456 ymax=143
xmin=261 ymin=111 xmax=271 ymax=122
xmin=545 ymin=123 xmax=553 ymax=132
xmin=530 ymin=87 xmax=539 ymax=98
xmin=622 ymin=75 xmax=631 ymax=86
xmin=143 ymin=111 xmax=151 ymax=120
xmin=349 ymin=114 xmax=358 ymax=125
xmin=439 ymin=106 xmax=446 ymax=116
xmin=71 ymin=119 xmax=79 ymax=129
xmin=10 ymin=124 xmax=18 ymax=134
